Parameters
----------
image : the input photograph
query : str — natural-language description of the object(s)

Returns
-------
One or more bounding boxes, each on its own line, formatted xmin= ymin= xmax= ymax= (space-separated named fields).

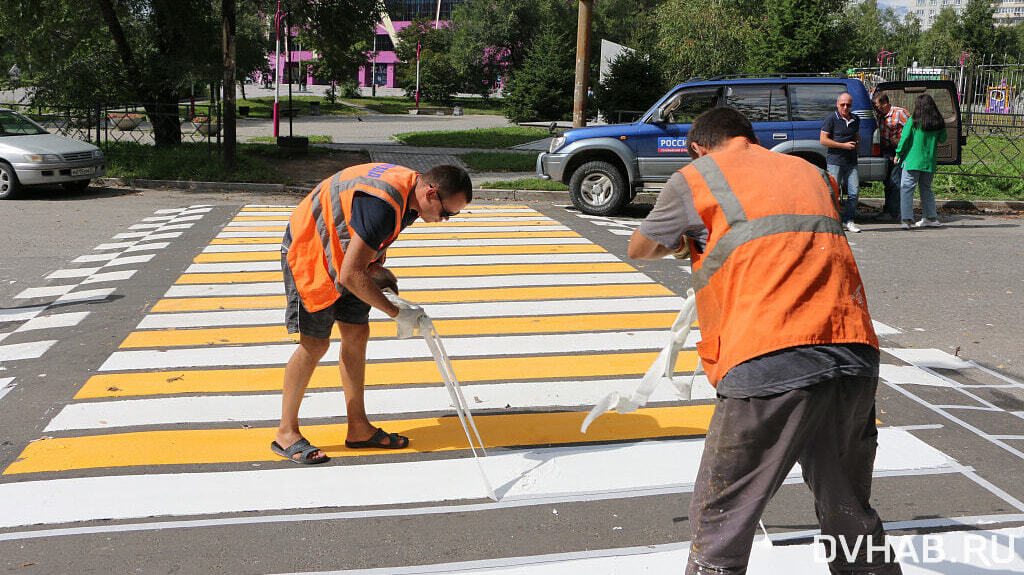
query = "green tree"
xmin=593 ymin=0 xmax=662 ymax=52
xmin=595 ymin=48 xmax=664 ymax=122
xmin=757 ymin=0 xmax=848 ymax=72
xmin=880 ymin=10 xmax=921 ymax=65
xmin=656 ymin=0 xmax=759 ymax=84
xmin=394 ymin=19 xmax=458 ymax=105
xmin=958 ymin=0 xmax=998 ymax=58
xmin=841 ymin=0 xmax=886 ymax=66
xmin=502 ymin=22 xmax=576 ymax=123
xmin=917 ymin=7 xmax=964 ymax=64
xmin=291 ymin=0 xmax=379 ymax=87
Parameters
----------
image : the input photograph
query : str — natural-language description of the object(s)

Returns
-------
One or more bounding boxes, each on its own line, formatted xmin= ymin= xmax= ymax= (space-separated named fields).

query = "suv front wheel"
xmin=569 ymin=160 xmax=628 ymax=216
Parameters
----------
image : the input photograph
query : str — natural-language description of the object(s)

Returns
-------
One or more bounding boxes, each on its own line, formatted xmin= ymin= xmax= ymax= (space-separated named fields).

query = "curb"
xmin=95 ymin=178 xmax=1022 ymax=212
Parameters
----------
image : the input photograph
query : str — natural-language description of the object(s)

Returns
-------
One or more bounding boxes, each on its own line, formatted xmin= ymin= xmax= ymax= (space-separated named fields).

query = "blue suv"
xmin=537 ymin=76 xmax=962 ymax=215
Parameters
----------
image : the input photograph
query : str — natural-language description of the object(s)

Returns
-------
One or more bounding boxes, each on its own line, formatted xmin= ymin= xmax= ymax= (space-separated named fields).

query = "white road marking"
xmin=14 ymin=285 xmax=76 ymax=299
xmin=201 ymin=237 xmax=593 ymax=253
xmin=46 ymin=267 xmax=102 ymax=280
xmin=156 ymin=223 xmax=195 ymax=231
xmin=105 ymin=254 xmax=156 ymax=266
xmin=0 ymin=340 xmax=57 ymax=361
xmin=0 ymin=429 xmax=959 ymax=530
xmin=82 ymin=270 xmax=138 ymax=284
xmin=879 ymin=364 xmax=953 ymax=387
xmin=0 ymin=377 xmax=14 ymax=402
xmin=139 ymin=297 xmax=687 ymax=328
xmin=54 ymin=288 xmax=117 ymax=305
xmin=98 ymin=331 xmax=678 ymax=371
xmin=882 ymin=348 xmax=972 ymax=370
xmin=125 ymin=242 xmax=170 ymax=252
xmin=872 ymin=321 xmax=902 ymax=335
xmin=184 ymin=253 xmax=621 ymax=274
xmin=14 ymin=312 xmax=89 ymax=332
xmin=0 ymin=305 xmax=48 ymax=322
xmin=94 ymin=242 xmax=135 ymax=250
xmin=73 ymin=253 xmax=120 ymax=263
xmin=136 ymin=232 xmax=182 ymax=241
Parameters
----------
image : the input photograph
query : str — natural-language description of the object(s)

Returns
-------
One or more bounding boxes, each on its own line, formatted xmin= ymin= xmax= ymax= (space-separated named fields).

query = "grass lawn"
xmin=478 ymin=178 xmax=568 ymax=191
xmin=459 ymin=151 xmax=538 ymax=172
xmin=103 ymin=141 xmax=366 ymax=185
xmin=236 ymin=96 xmax=361 ymax=118
xmin=397 ymin=126 xmax=548 ymax=148
xmin=340 ymin=96 xmax=505 ymax=115
xmin=247 ymin=135 xmax=333 ymax=144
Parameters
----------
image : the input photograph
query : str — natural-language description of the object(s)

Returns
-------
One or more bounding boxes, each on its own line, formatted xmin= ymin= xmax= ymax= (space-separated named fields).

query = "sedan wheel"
xmin=0 ymin=163 xmax=20 ymax=200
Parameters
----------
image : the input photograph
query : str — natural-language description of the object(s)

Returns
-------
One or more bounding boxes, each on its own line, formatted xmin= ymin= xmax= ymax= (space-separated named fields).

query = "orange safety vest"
xmin=285 ymin=163 xmax=417 ymax=312
xmin=682 ymin=139 xmax=878 ymax=385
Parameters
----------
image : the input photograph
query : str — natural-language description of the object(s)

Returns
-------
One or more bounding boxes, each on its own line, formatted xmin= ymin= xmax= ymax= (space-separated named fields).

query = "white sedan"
xmin=0 ymin=108 xmax=106 ymax=199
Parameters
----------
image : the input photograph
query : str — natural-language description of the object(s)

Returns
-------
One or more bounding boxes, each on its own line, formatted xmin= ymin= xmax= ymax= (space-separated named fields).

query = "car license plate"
xmin=70 ymin=167 xmax=95 ymax=176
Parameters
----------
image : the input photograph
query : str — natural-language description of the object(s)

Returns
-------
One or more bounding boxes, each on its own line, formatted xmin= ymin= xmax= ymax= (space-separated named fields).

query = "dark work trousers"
xmin=685 ymin=376 xmax=903 ymax=575
xmin=881 ymin=155 xmax=903 ymax=218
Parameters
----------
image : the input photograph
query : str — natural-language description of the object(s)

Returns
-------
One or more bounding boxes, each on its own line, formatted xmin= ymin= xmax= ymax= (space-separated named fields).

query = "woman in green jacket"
xmin=896 ymin=94 xmax=948 ymax=229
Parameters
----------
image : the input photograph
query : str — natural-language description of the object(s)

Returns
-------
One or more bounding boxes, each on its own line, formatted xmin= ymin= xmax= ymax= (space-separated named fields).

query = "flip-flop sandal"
xmin=271 ymin=438 xmax=330 ymax=464
xmin=345 ymin=427 xmax=409 ymax=450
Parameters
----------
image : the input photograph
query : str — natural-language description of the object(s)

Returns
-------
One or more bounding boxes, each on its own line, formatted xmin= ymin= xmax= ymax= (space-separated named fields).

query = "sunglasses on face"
xmin=438 ymin=192 xmax=459 ymax=218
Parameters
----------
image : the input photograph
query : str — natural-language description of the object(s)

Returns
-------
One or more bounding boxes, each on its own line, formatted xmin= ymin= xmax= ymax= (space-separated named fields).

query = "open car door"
xmin=875 ymin=80 xmax=963 ymax=165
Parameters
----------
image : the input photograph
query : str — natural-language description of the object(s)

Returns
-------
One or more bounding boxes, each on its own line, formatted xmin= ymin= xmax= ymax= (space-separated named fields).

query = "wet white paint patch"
xmin=0 ymin=340 xmax=57 ymax=361
xmin=882 ymin=348 xmax=972 ymax=370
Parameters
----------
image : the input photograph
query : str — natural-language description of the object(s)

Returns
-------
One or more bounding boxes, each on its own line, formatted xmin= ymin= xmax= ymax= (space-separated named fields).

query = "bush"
xmin=595 ymin=49 xmax=665 ymax=123
xmin=338 ymin=80 xmax=360 ymax=98
xmin=503 ymin=25 xmax=576 ymax=123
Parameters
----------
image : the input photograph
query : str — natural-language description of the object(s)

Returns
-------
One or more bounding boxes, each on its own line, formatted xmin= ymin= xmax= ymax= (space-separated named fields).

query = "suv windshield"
xmin=0 ymin=110 xmax=49 ymax=136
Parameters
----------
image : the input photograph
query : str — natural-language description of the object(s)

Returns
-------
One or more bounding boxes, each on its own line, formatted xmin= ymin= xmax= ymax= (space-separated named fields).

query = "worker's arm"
xmin=628 ymin=230 xmax=673 ymax=261
xmin=340 ymin=234 xmax=401 ymax=318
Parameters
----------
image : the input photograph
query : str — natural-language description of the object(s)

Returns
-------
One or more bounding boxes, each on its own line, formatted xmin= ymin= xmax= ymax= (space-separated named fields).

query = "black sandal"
xmin=271 ymin=438 xmax=330 ymax=464
xmin=345 ymin=427 xmax=409 ymax=449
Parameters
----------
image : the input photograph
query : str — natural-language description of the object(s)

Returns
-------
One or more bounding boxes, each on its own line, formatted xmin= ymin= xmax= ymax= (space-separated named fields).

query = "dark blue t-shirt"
xmin=822 ymin=112 xmax=860 ymax=167
xmin=349 ymin=192 xmax=419 ymax=249
xmin=716 ymin=343 xmax=879 ymax=398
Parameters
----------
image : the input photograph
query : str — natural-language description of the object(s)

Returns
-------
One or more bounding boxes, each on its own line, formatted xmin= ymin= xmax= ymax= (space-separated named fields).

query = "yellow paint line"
xmin=152 ymin=284 xmax=674 ymax=312
xmin=231 ymin=212 xmax=541 ymax=222
xmin=210 ymin=231 xmax=582 ymax=244
xmin=77 ymin=351 xmax=699 ymax=398
xmin=222 ymin=225 xmax=285 ymax=232
xmin=193 ymin=244 xmax=607 ymax=263
xmin=3 ymin=405 xmax=714 ymax=474
xmin=175 ymin=263 xmax=637 ymax=284
xmin=119 ymin=312 xmax=680 ymax=348
xmin=407 ymin=220 xmax=558 ymax=228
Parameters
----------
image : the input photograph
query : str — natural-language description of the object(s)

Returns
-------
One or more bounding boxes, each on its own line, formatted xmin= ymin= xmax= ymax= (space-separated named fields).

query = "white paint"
xmin=45 ymin=377 xmax=711 ymax=431
xmin=14 ymin=285 xmax=76 ymax=299
xmin=154 ymin=209 xmax=186 ymax=214
xmin=15 ymin=312 xmax=89 ymax=332
xmin=137 ymin=232 xmax=182 ymax=241
xmin=156 ymin=223 xmax=194 ymax=231
xmin=879 ymin=365 xmax=953 ymax=387
xmin=0 ymin=305 xmax=47 ymax=322
xmin=0 ymin=377 xmax=14 ymax=402
xmin=166 ymin=215 xmax=204 ymax=222
xmin=608 ymin=229 xmax=634 ymax=236
xmin=141 ymin=297 xmax=687 ymax=328
xmin=882 ymin=348 xmax=972 ymax=370
xmin=113 ymin=232 xmax=153 ymax=239
xmin=218 ymin=231 xmax=292 ymax=238
xmin=105 ymin=254 xmax=155 ymax=266
xmin=73 ymin=253 xmax=119 ymax=263
xmin=0 ymin=429 xmax=958 ymax=529
xmin=54 ymin=288 xmax=117 ymax=304
xmin=99 ymin=331 xmax=673 ymax=371
xmin=181 ymin=207 xmax=213 ymax=214
xmin=183 ymin=253 xmax=620 ymax=274
xmin=46 ymin=267 xmax=102 ymax=280
xmin=94 ymin=242 xmax=135 ymax=250
xmin=143 ymin=215 xmax=177 ymax=221
xmin=872 ymin=321 xmax=902 ymax=335
xmin=0 ymin=332 xmax=8 ymax=342
xmin=201 ymin=238 xmax=593 ymax=253
xmin=128 ymin=223 xmax=165 ymax=230
xmin=228 ymin=217 xmax=555 ymax=227
xmin=125 ymin=242 xmax=170 ymax=252
xmin=0 ymin=340 xmax=57 ymax=361
xmin=82 ymin=270 xmax=138 ymax=284
xmin=400 ymin=225 xmax=569 ymax=234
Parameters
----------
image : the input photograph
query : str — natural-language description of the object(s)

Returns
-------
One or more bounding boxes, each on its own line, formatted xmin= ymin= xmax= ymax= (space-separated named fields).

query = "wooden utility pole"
xmin=572 ymin=0 xmax=593 ymax=128
xmin=223 ymin=0 xmax=237 ymax=170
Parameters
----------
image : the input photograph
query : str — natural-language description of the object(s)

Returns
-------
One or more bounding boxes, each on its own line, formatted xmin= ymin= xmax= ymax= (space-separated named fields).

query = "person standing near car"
xmin=873 ymin=92 xmax=910 ymax=222
xmin=820 ymin=92 xmax=862 ymax=233
xmin=272 ymin=162 xmax=473 ymax=464
xmin=629 ymin=106 xmax=901 ymax=575
xmin=896 ymin=94 xmax=948 ymax=230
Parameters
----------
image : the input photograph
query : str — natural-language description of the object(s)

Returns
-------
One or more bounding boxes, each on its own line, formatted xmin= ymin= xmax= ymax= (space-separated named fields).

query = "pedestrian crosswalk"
xmin=0 ymin=203 xmax=1017 ymax=574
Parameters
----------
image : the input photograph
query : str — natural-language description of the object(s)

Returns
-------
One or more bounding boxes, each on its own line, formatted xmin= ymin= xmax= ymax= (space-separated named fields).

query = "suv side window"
xmin=789 ymin=84 xmax=847 ymax=121
xmin=724 ymin=85 xmax=787 ymax=122
xmin=662 ymin=88 xmax=720 ymax=124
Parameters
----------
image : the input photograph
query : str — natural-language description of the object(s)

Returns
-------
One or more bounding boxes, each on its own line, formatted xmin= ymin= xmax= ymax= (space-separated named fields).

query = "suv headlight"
xmin=23 ymin=154 xmax=62 ymax=163
xmin=549 ymin=135 xmax=566 ymax=153
xmin=92 ymin=149 xmax=104 ymax=159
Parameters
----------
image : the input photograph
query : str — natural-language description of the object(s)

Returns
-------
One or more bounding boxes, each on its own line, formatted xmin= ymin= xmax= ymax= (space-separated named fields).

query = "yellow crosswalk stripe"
xmin=193 ymin=244 xmax=607 ymax=263
xmin=3 ymin=405 xmax=714 ymax=474
xmin=119 ymin=312 xmax=680 ymax=348
xmin=75 ymin=351 xmax=700 ymax=398
xmin=232 ymin=212 xmax=541 ymax=222
xmin=151 ymin=284 xmax=675 ymax=312
xmin=221 ymin=220 xmax=561 ymax=233
xmin=209 ymin=230 xmax=584 ymax=245
xmin=174 ymin=263 xmax=637 ymax=284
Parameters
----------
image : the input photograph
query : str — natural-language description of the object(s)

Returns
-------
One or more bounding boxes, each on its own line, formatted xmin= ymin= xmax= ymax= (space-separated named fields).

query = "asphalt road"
xmin=0 ymin=184 xmax=1021 ymax=574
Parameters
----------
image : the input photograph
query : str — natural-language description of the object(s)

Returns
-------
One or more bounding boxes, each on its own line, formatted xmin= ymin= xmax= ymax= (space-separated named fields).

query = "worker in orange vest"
xmin=272 ymin=163 xmax=472 ymax=464
xmin=629 ymin=107 xmax=902 ymax=575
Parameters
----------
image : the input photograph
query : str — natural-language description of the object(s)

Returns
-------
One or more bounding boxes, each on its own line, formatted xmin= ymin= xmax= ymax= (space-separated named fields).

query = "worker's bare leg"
xmin=275 ymin=333 xmax=330 ymax=460
xmin=337 ymin=321 xmax=393 ymax=444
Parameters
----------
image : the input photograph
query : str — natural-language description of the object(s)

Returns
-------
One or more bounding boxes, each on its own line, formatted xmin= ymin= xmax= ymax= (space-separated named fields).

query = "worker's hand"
xmin=368 ymin=264 xmax=398 ymax=294
xmin=394 ymin=307 xmax=426 ymax=339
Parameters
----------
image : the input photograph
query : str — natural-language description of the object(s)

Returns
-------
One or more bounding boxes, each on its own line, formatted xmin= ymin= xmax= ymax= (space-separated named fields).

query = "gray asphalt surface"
xmin=0 ymin=185 xmax=1021 ymax=574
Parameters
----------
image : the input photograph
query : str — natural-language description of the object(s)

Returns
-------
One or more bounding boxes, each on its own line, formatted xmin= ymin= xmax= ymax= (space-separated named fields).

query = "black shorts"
xmin=282 ymin=251 xmax=370 ymax=337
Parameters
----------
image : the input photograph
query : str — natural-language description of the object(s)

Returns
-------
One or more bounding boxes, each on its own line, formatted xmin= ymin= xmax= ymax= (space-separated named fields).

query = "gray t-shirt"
xmin=637 ymin=167 xmax=878 ymax=398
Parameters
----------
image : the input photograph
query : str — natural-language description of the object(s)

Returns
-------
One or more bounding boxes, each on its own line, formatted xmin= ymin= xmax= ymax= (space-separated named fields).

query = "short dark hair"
xmin=423 ymin=164 xmax=473 ymax=203
xmin=687 ymin=106 xmax=756 ymax=159
xmin=873 ymin=93 xmax=890 ymax=105
xmin=912 ymin=94 xmax=945 ymax=132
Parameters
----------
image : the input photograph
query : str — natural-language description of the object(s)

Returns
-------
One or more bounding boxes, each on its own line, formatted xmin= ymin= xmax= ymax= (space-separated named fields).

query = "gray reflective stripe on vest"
xmin=693 ymin=157 xmax=747 ymax=227
xmin=337 ymin=176 xmax=407 ymax=212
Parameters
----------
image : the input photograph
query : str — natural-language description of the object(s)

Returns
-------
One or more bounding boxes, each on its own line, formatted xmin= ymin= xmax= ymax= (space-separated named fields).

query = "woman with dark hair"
xmin=895 ymin=94 xmax=947 ymax=229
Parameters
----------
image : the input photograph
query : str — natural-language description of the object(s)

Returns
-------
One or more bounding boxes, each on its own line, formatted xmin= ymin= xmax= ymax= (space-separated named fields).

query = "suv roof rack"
xmin=708 ymin=72 xmax=846 ymax=80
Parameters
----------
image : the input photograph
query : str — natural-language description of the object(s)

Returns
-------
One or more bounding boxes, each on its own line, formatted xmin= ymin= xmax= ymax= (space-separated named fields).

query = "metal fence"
xmin=849 ymin=60 xmax=1024 ymax=181
xmin=2 ymin=101 xmax=223 ymax=153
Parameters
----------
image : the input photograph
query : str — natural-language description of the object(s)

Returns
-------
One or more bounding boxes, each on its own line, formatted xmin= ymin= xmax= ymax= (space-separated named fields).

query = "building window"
xmin=373 ymin=33 xmax=395 ymax=52
xmin=383 ymin=0 xmax=463 ymax=21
